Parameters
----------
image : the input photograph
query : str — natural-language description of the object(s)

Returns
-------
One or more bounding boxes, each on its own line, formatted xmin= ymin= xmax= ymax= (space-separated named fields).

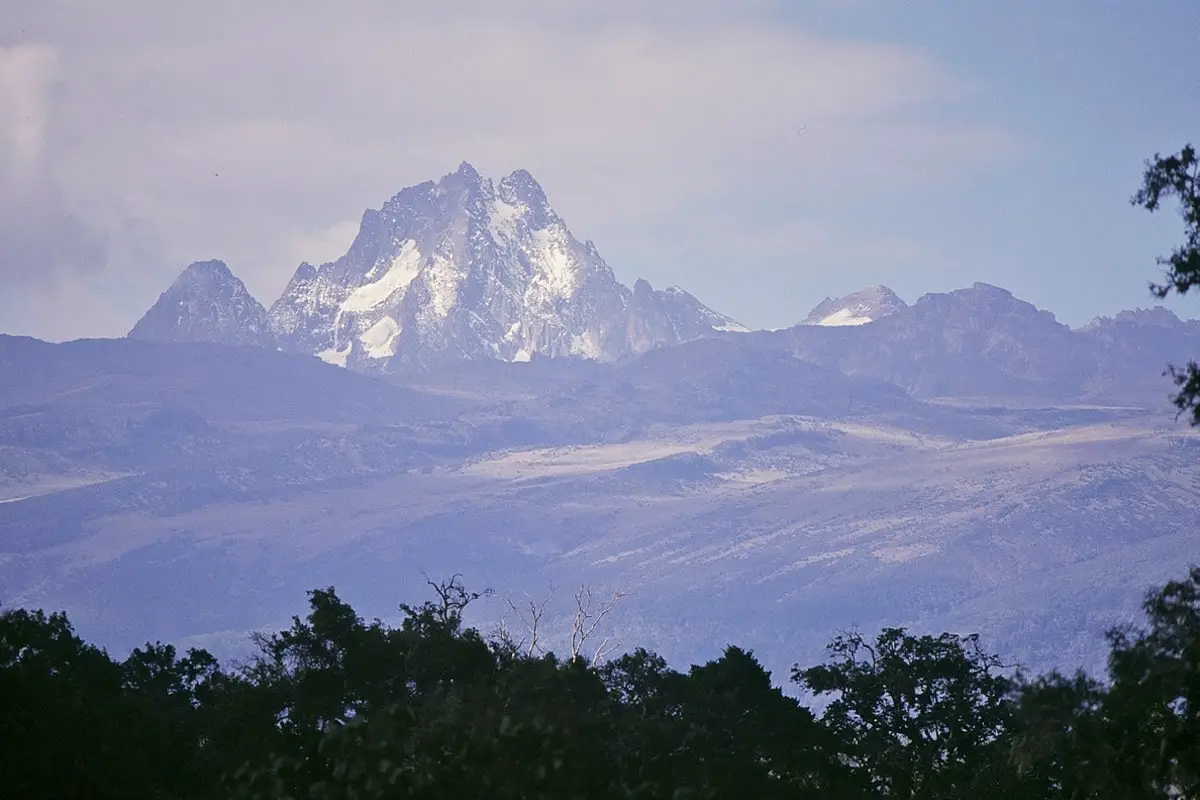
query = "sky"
xmin=1 ymin=1 xmax=1198 ymax=340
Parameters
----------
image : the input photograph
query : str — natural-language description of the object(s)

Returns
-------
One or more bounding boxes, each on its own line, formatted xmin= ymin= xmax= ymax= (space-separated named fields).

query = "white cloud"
xmin=0 ymin=43 xmax=111 ymax=298
xmin=0 ymin=44 xmax=57 ymax=175
xmin=1 ymin=1 xmax=1023 ymax=338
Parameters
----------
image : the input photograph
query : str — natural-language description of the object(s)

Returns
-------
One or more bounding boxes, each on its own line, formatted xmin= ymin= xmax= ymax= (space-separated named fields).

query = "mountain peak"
xmin=252 ymin=164 xmax=742 ymax=369
xmin=803 ymin=285 xmax=906 ymax=327
xmin=129 ymin=261 xmax=275 ymax=348
xmin=499 ymin=168 xmax=549 ymax=208
xmin=172 ymin=259 xmax=235 ymax=287
xmin=293 ymin=262 xmax=318 ymax=281
xmin=968 ymin=282 xmax=1013 ymax=297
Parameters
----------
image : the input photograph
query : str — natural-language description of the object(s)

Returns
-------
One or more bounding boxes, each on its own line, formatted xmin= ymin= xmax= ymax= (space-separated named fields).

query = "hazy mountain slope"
xmin=7 ymin=280 xmax=1200 ymax=684
xmin=0 ymin=336 xmax=482 ymax=497
xmin=1078 ymin=307 xmax=1200 ymax=404
xmin=768 ymin=283 xmax=1200 ymax=409
xmin=0 ymin=336 xmax=458 ymax=425
xmin=1 ymin=409 xmax=1191 ymax=682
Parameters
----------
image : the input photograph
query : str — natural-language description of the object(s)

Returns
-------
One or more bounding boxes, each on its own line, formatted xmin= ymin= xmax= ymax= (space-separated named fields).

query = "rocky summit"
xmin=802 ymin=284 xmax=908 ymax=327
xmin=260 ymin=162 xmax=744 ymax=370
xmin=128 ymin=259 xmax=275 ymax=348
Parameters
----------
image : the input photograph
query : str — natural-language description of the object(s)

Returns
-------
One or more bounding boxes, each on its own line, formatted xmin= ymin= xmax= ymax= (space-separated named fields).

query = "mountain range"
xmin=126 ymin=161 xmax=1200 ymax=413
xmin=7 ymin=161 xmax=1200 ymax=682
xmin=130 ymin=163 xmax=746 ymax=370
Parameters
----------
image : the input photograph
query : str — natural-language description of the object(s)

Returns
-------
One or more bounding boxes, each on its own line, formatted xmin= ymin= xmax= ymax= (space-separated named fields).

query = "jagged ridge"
xmin=266 ymin=163 xmax=745 ymax=369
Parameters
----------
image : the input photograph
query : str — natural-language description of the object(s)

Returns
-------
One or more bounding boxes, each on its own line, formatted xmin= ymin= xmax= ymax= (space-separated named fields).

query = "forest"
xmin=1 ymin=565 xmax=1198 ymax=799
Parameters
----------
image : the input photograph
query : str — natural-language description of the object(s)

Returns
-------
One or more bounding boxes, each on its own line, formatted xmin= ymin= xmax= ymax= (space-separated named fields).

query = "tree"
xmin=1012 ymin=670 xmax=1116 ymax=799
xmin=1132 ymin=143 xmax=1200 ymax=421
xmin=0 ymin=607 xmax=224 ymax=799
xmin=1014 ymin=566 xmax=1200 ymax=799
xmin=793 ymin=628 xmax=1024 ymax=799
xmin=229 ymin=579 xmax=627 ymax=800
xmin=1104 ymin=566 xmax=1200 ymax=796
xmin=680 ymin=646 xmax=848 ymax=799
xmin=569 ymin=583 xmax=627 ymax=666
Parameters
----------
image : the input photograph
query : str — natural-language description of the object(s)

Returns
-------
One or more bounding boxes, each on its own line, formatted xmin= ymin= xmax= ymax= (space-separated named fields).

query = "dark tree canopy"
xmin=1132 ymin=143 xmax=1200 ymax=421
xmin=3 ymin=567 xmax=1200 ymax=799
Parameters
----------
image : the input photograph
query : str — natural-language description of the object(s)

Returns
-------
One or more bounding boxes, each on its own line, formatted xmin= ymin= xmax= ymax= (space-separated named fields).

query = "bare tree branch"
xmin=569 ymin=584 xmax=627 ymax=666
xmin=502 ymin=585 xmax=554 ymax=658
xmin=406 ymin=572 xmax=492 ymax=627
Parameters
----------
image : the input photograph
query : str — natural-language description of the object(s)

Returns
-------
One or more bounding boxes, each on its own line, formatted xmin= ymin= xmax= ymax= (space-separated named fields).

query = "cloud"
xmin=278 ymin=219 xmax=361 ymax=277
xmin=0 ymin=44 xmax=110 ymax=290
xmin=2 ymin=1 xmax=1023 ymax=338
xmin=0 ymin=44 xmax=57 ymax=170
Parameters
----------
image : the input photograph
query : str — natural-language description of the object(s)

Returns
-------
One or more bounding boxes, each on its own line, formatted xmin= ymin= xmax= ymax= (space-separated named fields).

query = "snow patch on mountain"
xmin=317 ymin=343 xmax=351 ymax=367
xmin=360 ymin=317 xmax=401 ymax=359
xmin=815 ymin=308 xmax=876 ymax=327
xmin=528 ymin=227 xmax=578 ymax=300
xmin=424 ymin=247 xmax=463 ymax=320
xmin=488 ymin=195 xmax=522 ymax=243
xmin=344 ymin=240 xmax=421 ymax=314
xmin=803 ymin=285 xmax=907 ymax=328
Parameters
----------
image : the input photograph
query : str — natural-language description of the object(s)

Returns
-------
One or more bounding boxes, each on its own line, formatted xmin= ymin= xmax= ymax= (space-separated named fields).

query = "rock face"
xmin=777 ymin=283 xmax=1200 ymax=404
xmin=783 ymin=283 xmax=1091 ymax=399
xmin=128 ymin=260 xmax=275 ymax=348
xmin=803 ymin=284 xmax=907 ymax=327
xmin=265 ymin=163 xmax=744 ymax=370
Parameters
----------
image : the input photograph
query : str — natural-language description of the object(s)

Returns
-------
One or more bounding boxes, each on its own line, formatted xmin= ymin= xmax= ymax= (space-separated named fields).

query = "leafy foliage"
xmin=2 ymin=566 xmax=1199 ymax=799
xmin=793 ymin=628 xmax=1023 ymax=799
xmin=1132 ymin=143 xmax=1200 ymax=421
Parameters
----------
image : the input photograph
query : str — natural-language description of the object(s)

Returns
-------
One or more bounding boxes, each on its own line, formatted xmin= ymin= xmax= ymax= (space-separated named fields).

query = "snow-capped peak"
xmin=803 ymin=285 xmax=907 ymax=327
xmin=259 ymin=163 xmax=742 ymax=370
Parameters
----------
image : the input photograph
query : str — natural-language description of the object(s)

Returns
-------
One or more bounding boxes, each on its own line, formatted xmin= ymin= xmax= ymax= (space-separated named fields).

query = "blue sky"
xmin=761 ymin=1 xmax=1200 ymax=326
xmin=1 ymin=0 xmax=1197 ymax=338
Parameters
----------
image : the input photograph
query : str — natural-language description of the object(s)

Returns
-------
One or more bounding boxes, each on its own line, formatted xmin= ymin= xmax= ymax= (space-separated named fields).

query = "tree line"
xmin=1 ymin=566 xmax=1198 ymax=799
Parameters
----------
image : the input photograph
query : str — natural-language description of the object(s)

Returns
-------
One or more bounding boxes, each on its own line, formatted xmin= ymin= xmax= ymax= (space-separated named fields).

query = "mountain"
xmin=626 ymin=280 xmax=748 ymax=354
xmin=778 ymin=282 xmax=1086 ymax=399
xmin=767 ymin=282 xmax=1200 ymax=407
xmin=1078 ymin=307 xmax=1200 ymax=404
xmin=2 ymin=332 xmax=1195 ymax=681
xmin=803 ymin=284 xmax=907 ymax=326
xmin=265 ymin=162 xmax=743 ymax=370
xmin=128 ymin=260 xmax=275 ymax=348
